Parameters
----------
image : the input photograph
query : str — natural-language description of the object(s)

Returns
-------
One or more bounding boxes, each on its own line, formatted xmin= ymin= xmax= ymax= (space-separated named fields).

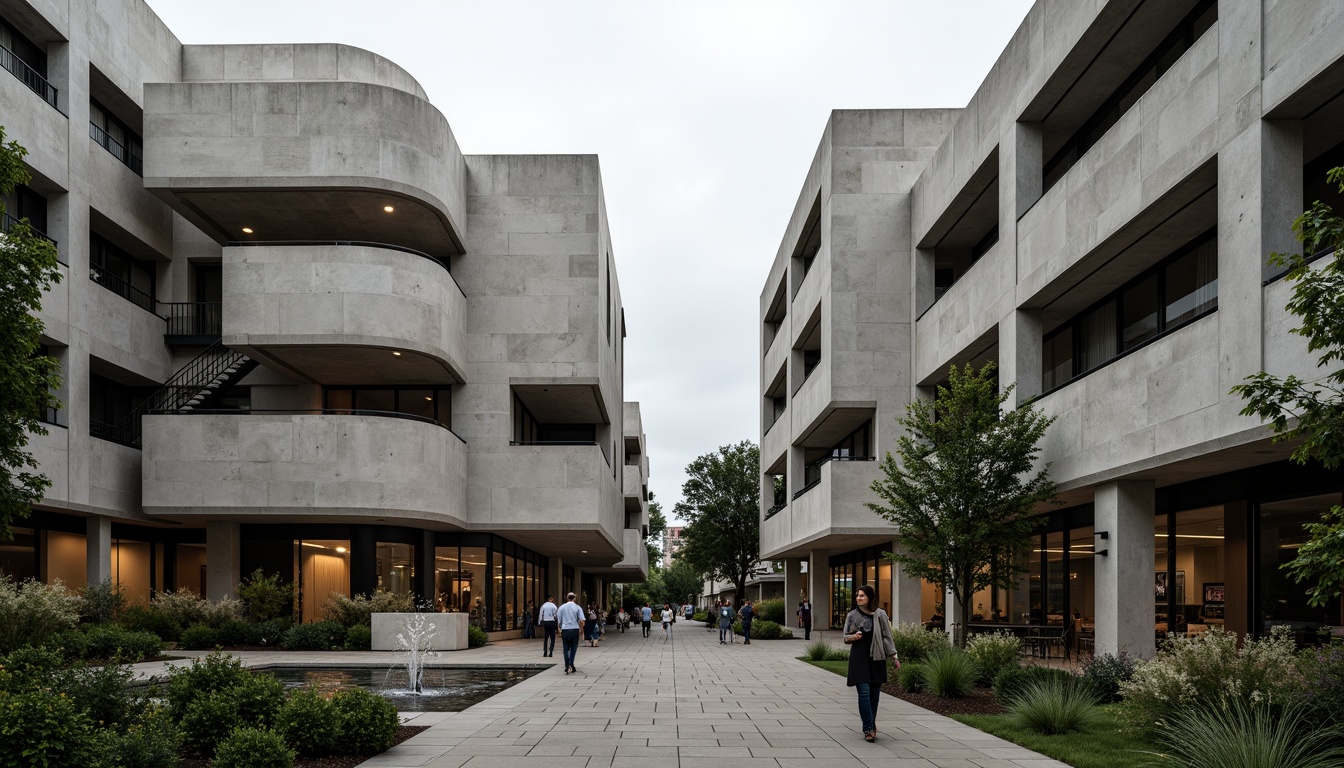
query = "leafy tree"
xmin=0 ymin=126 xmax=62 ymax=542
xmin=646 ymin=498 xmax=666 ymax=566
xmin=867 ymin=362 xmax=1057 ymax=647
xmin=1232 ymin=166 xmax=1344 ymax=607
xmin=658 ymin=558 xmax=704 ymax=609
xmin=675 ymin=441 xmax=759 ymax=607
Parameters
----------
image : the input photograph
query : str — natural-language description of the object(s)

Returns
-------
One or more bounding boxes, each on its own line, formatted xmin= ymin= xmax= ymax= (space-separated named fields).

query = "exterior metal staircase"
xmin=115 ymin=340 xmax=257 ymax=448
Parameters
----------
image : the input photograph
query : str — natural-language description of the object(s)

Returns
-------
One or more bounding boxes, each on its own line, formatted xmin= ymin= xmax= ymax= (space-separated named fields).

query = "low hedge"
xmin=731 ymin=619 xmax=793 ymax=639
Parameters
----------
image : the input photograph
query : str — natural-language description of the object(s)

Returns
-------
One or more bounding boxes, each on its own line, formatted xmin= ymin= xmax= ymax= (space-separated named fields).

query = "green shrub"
xmin=180 ymin=624 xmax=219 ymax=650
xmin=200 ymin=596 xmax=245 ymax=628
xmin=1147 ymin=699 xmax=1344 ymax=768
xmin=215 ymin=618 xmax=252 ymax=646
xmin=754 ymin=598 xmax=786 ymax=624
xmin=150 ymin=589 xmax=209 ymax=629
xmin=922 ymin=648 xmax=978 ymax=698
xmin=738 ymin=619 xmax=791 ymax=639
xmin=1118 ymin=625 xmax=1302 ymax=733
xmin=50 ymin=629 xmax=89 ymax=659
xmin=1008 ymin=676 xmax=1101 ymax=735
xmin=0 ymin=688 xmax=99 ymax=767
xmin=0 ymin=575 xmax=80 ymax=653
xmin=965 ymin=630 xmax=1020 ymax=685
xmin=803 ymin=639 xmax=837 ymax=661
xmin=214 ymin=727 xmax=295 ymax=768
xmin=79 ymin=578 xmax=126 ymax=625
xmin=276 ymin=688 xmax=338 ymax=756
xmin=891 ymin=621 xmax=948 ymax=663
xmin=1081 ymin=652 xmax=1138 ymax=704
xmin=0 ymin=645 xmax=64 ymax=690
xmin=83 ymin=625 xmax=164 ymax=661
xmin=165 ymin=651 xmax=253 ymax=719
xmin=344 ymin=624 xmax=372 ymax=651
xmin=248 ymin=616 xmax=294 ymax=647
xmin=468 ymin=625 xmax=488 ymax=648
xmin=281 ymin=621 xmax=347 ymax=650
xmin=119 ymin=604 xmax=183 ymax=643
xmin=52 ymin=659 xmax=142 ymax=730
xmin=103 ymin=705 xmax=182 ymax=768
xmin=692 ymin=611 xmax=709 ymax=623
xmin=237 ymin=570 xmax=293 ymax=622
xmin=992 ymin=665 xmax=1077 ymax=705
xmin=897 ymin=661 xmax=927 ymax=693
xmin=179 ymin=672 xmax=284 ymax=755
xmin=332 ymin=688 xmax=399 ymax=754
xmin=324 ymin=591 xmax=415 ymax=628
xmin=1296 ymin=643 xmax=1344 ymax=728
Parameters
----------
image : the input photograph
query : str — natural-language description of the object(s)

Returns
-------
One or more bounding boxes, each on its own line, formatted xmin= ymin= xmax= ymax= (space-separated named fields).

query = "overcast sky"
xmin=145 ymin=0 xmax=1035 ymax=521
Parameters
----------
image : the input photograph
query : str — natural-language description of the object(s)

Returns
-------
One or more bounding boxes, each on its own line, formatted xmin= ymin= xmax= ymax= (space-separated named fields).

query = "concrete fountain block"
xmin=371 ymin=612 xmax=469 ymax=651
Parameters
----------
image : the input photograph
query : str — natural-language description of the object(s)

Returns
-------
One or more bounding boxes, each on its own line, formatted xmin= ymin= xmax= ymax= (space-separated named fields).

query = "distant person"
xmin=557 ymin=592 xmax=585 ymax=674
xmin=585 ymin=603 xmax=600 ymax=647
xmin=641 ymin=603 xmax=653 ymax=638
xmin=843 ymin=584 xmax=898 ymax=743
xmin=661 ymin=603 xmax=674 ymax=641
xmin=538 ymin=594 xmax=559 ymax=658
xmin=684 ymin=603 xmax=694 ymax=621
xmin=739 ymin=600 xmax=754 ymax=644
xmin=797 ymin=598 xmax=813 ymax=641
xmin=522 ymin=600 xmax=535 ymax=639
xmin=617 ymin=607 xmax=630 ymax=632
xmin=717 ymin=598 xmax=736 ymax=644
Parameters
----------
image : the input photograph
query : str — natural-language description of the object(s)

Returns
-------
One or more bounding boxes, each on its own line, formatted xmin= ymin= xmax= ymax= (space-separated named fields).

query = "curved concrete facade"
xmin=140 ymin=413 xmax=467 ymax=527
xmin=181 ymin=44 xmax=429 ymax=100
xmin=221 ymin=244 xmax=467 ymax=383
xmin=142 ymin=79 xmax=466 ymax=253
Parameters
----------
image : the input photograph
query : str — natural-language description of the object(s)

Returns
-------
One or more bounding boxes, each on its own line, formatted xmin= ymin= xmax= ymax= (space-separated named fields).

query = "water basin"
xmin=258 ymin=666 xmax=542 ymax=712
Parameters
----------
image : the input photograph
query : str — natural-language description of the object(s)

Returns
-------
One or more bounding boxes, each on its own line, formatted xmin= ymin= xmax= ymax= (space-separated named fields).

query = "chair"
xmin=1025 ymin=626 xmax=1046 ymax=658
xmin=1045 ymin=624 xmax=1071 ymax=659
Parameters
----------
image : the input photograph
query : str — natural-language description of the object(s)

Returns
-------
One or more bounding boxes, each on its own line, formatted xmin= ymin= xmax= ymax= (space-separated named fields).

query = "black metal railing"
xmin=0 ymin=45 xmax=59 ymax=110
xmin=792 ymin=480 xmax=821 ymax=501
xmin=90 ymin=267 xmax=155 ymax=313
xmin=794 ymin=455 xmax=876 ymax=499
xmin=160 ymin=302 xmax=222 ymax=338
xmin=1 ymin=213 xmax=63 ymax=264
xmin=37 ymin=405 xmax=64 ymax=428
xmin=509 ymin=440 xmax=598 ymax=446
xmin=764 ymin=502 xmax=786 ymax=520
xmin=90 ymin=418 xmax=136 ymax=447
xmin=89 ymin=122 xmax=143 ymax=175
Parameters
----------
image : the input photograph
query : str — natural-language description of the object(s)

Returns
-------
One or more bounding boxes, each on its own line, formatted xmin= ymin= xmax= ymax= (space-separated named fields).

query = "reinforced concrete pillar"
xmin=86 ymin=515 xmax=111 ymax=587
xmin=547 ymin=557 xmax=564 ymax=601
xmin=1095 ymin=480 xmax=1156 ymax=659
xmin=205 ymin=521 xmax=241 ymax=602
xmin=890 ymin=540 xmax=922 ymax=627
xmin=785 ymin=558 xmax=805 ymax=608
xmin=807 ymin=550 xmax=829 ymax=630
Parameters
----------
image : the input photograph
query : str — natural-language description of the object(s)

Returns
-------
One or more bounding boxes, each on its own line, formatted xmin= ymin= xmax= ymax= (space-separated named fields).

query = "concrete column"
xmin=1013 ymin=121 xmax=1043 ymax=219
xmin=205 ymin=521 xmax=241 ymax=602
xmin=1000 ymin=310 xmax=1043 ymax=405
xmin=945 ymin=584 xmax=960 ymax=639
xmin=785 ymin=558 xmax=804 ymax=607
xmin=547 ymin=557 xmax=564 ymax=601
xmin=1095 ymin=480 xmax=1156 ymax=659
xmin=807 ymin=550 xmax=829 ymax=630
xmin=86 ymin=515 xmax=111 ymax=587
xmin=890 ymin=541 xmax=923 ymax=627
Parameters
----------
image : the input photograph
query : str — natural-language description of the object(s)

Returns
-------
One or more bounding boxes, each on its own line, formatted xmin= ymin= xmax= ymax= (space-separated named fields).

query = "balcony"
xmin=143 ymin=79 xmax=465 ymax=256
xmin=89 ymin=122 xmax=142 ymax=176
xmin=609 ymin=528 xmax=649 ymax=578
xmin=761 ymin=457 xmax=891 ymax=559
xmin=141 ymin=411 xmax=467 ymax=526
xmin=1 ymin=213 xmax=63 ymax=264
xmin=221 ymin=243 xmax=466 ymax=384
xmin=0 ymin=45 xmax=58 ymax=110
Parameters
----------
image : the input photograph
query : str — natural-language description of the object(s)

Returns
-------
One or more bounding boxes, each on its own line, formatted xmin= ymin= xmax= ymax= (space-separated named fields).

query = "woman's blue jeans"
xmin=855 ymin=682 xmax=881 ymax=733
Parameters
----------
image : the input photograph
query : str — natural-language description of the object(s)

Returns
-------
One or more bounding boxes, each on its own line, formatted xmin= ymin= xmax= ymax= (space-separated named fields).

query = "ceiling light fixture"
xmin=392 ymin=351 xmax=402 ymax=356
xmin=241 ymin=227 xmax=254 ymax=234
xmin=425 ymin=396 xmax=433 ymax=401
xmin=383 ymin=205 xmax=395 ymax=213
xmin=335 ymin=547 xmax=347 ymax=553
xmin=581 ymin=550 xmax=587 ymax=554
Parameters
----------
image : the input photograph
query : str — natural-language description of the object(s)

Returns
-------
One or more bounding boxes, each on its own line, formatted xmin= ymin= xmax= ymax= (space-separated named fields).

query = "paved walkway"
xmin=134 ymin=621 xmax=1066 ymax=768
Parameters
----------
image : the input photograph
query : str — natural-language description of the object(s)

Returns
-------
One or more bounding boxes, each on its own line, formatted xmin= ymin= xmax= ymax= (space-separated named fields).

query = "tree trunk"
xmin=957 ymin=573 xmax=974 ymax=649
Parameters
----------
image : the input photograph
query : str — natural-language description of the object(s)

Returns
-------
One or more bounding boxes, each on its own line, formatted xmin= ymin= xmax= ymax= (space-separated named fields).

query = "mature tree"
xmin=1233 ymin=166 xmax=1344 ymax=607
xmin=646 ymin=497 xmax=666 ymax=566
xmin=658 ymin=558 xmax=704 ymax=609
xmin=0 ymin=127 xmax=62 ymax=542
xmin=867 ymin=362 xmax=1057 ymax=647
xmin=675 ymin=441 xmax=759 ymax=607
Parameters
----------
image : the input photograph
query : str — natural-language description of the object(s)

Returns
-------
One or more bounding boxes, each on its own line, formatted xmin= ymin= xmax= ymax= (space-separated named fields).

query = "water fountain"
xmin=395 ymin=613 xmax=438 ymax=694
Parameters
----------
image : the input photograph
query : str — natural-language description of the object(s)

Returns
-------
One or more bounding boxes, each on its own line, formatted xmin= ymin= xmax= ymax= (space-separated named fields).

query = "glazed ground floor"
xmin=0 ymin=513 xmax=629 ymax=635
xmin=778 ymin=459 xmax=1344 ymax=658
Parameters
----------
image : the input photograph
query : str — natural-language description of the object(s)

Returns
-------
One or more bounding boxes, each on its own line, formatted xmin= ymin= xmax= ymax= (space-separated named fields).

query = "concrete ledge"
xmin=371 ymin=612 xmax=468 ymax=651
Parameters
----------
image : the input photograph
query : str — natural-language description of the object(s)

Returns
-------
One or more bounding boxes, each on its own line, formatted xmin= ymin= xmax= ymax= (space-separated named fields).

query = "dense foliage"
xmin=675 ymin=441 xmax=760 ymax=606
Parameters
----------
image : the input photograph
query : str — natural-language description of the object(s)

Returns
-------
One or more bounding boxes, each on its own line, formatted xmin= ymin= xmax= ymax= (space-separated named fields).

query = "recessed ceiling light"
xmin=424 ymin=396 xmax=433 ymax=401
xmin=383 ymin=205 xmax=395 ymax=213
xmin=241 ymin=227 xmax=253 ymax=234
xmin=392 ymin=351 xmax=402 ymax=356
xmin=335 ymin=546 xmax=347 ymax=553
xmin=581 ymin=550 xmax=587 ymax=554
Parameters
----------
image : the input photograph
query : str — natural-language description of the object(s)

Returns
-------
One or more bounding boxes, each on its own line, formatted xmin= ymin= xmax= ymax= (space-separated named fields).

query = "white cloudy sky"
xmin=145 ymin=0 xmax=1035 ymax=520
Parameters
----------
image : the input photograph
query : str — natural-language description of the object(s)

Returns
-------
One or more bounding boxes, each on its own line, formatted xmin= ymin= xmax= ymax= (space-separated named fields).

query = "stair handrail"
xmin=114 ymin=340 xmax=252 ymax=446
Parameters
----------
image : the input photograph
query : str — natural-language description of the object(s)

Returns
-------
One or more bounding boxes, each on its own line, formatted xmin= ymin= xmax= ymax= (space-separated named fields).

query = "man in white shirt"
xmin=538 ymin=594 xmax=559 ymax=657
xmin=556 ymin=592 xmax=585 ymax=674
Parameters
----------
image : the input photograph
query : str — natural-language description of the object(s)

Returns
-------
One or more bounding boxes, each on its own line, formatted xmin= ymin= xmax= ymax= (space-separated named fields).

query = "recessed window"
xmin=1042 ymin=229 xmax=1217 ymax=392
xmin=90 ymin=232 xmax=156 ymax=313
xmin=0 ymin=18 xmax=58 ymax=109
xmin=324 ymin=386 xmax=451 ymax=427
xmin=90 ymin=99 xmax=143 ymax=175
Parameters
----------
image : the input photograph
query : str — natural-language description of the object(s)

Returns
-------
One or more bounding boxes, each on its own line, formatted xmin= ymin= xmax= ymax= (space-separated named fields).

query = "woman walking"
xmin=843 ymin=584 xmax=898 ymax=743
xmin=586 ymin=603 xmax=599 ymax=646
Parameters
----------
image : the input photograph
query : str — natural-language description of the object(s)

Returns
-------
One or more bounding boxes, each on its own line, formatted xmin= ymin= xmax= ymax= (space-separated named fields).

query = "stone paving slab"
xmin=131 ymin=622 xmax=1067 ymax=767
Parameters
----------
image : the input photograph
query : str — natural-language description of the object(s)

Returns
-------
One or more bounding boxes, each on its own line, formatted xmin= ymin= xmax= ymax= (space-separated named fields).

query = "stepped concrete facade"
xmin=762 ymin=0 xmax=1344 ymax=657
xmin=1 ymin=0 xmax=648 ymax=634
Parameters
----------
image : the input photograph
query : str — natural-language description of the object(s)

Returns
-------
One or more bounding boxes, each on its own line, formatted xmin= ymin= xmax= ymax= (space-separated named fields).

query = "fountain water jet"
xmin=394 ymin=613 xmax=438 ymax=694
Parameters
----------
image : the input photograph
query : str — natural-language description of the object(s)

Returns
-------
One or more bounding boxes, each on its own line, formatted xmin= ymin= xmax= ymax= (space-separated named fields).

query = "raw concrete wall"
xmin=182 ymin=44 xmax=429 ymax=100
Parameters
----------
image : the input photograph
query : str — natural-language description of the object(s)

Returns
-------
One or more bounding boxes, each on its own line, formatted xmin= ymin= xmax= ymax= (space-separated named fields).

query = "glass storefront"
xmin=0 ymin=527 xmax=37 ymax=581
xmin=293 ymin=539 xmax=351 ymax=623
xmin=376 ymin=542 xmax=413 ymax=598
xmin=828 ymin=545 xmax=891 ymax=629
xmin=1258 ymin=493 xmax=1343 ymax=644
xmin=434 ymin=536 xmax=546 ymax=633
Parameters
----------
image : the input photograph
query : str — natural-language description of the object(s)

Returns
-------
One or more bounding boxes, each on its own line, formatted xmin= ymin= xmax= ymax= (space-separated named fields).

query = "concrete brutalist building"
xmin=0 ymin=0 xmax=650 ymax=635
xmin=760 ymin=0 xmax=1344 ymax=658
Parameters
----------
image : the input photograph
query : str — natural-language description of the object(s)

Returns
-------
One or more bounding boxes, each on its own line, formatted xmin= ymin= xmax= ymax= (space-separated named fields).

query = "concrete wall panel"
xmin=182 ymin=44 xmax=428 ymax=101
